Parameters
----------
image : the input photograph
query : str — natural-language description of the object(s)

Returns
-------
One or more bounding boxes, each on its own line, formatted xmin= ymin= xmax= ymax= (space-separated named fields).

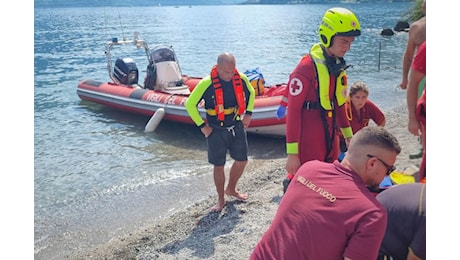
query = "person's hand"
xmin=276 ymin=105 xmax=286 ymax=120
xmin=242 ymin=114 xmax=252 ymax=128
xmin=408 ymin=118 xmax=421 ymax=136
xmin=345 ymin=137 xmax=352 ymax=148
xmin=285 ymin=154 xmax=301 ymax=175
xmin=399 ymin=78 xmax=408 ymax=90
xmin=200 ymin=125 xmax=213 ymax=138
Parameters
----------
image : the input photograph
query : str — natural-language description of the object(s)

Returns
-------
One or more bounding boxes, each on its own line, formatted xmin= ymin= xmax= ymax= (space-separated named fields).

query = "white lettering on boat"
xmin=167 ymin=95 xmax=176 ymax=104
xmin=145 ymin=93 xmax=163 ymax=102
xmin=297 ymin=176 xmax=336 ymax=203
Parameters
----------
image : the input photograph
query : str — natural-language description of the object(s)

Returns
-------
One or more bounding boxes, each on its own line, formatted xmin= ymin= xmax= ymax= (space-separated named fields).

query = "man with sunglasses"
xmin=251 ymin=126 xmax=401 ymax=260
xmin=366 ymin=154 xmax=396 ymax=176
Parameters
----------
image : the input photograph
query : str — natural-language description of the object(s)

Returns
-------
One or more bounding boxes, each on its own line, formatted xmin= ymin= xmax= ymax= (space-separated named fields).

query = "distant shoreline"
xmin=34 ymin=0 xmax=414 ymax=9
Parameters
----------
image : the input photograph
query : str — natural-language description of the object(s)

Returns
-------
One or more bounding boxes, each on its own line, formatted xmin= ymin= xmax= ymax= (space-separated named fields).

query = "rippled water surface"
xmin=34 ymin=3 xmax=411 ymax=259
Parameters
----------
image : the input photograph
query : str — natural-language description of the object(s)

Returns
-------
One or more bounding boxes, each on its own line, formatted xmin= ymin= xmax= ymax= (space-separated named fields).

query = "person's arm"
xmin=367 ymin=100 xmax=386 ymax=127
xmin=241 ymin=73 xmax=255 ymax=113
xmin=406 ymin=208 xmax=426 ymax=260
xmin=343 ymin=206 xmax=387 ymax=260
xmin=407 ymin=69 xmax=424 ymax=136
xmin=241 ymin=74 xmax=255 ymax=127
xmin=285 ymin=61 xmax=310 ymax=175
xmin=406 ymin=40 xmax=425 ymax=136
xmin=185 ymin=78 xmax=209 ymax=127
xmin=400 ymin=25 xmax=418 ymax=89
xmin=335 ymin=86 xmax=352 ymax=149
xmin=406 ymin=249 xmax=423 ymax=260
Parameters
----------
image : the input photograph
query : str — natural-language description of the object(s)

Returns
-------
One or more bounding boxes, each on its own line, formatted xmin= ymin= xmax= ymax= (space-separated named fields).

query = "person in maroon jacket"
xmin=251 ymin=126 xmax=401 ymax=260
xmin=339 ymin=81 xmax=386 ymax=154
xmin=282 ymin=7 xmax=361 ymax=193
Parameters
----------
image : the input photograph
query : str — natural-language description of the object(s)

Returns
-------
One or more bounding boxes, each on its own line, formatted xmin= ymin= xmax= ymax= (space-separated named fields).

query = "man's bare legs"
xmin=210 ymin=160 xmax=248 ymax=212
xmin=225 ymin=160 xmax=248 ymax=201
xmin=211 ymin=165 xmax=226 ymax=212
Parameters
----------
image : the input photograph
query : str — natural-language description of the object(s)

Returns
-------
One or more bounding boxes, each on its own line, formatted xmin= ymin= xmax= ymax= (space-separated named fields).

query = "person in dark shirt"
xmin=376 ymin=183 xmax=426 ymax=260
xmin=185 ymin=53 xmax=255 ymax=212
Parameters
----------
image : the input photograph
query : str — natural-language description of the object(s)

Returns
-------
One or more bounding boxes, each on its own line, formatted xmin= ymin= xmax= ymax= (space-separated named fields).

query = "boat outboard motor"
xmin=113 ymin=57 xmax=138 ymax=85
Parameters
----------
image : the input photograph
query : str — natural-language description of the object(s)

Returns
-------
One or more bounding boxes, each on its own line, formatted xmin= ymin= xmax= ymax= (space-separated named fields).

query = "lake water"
xmin=34 ymin=3 xmax=411 ymax=259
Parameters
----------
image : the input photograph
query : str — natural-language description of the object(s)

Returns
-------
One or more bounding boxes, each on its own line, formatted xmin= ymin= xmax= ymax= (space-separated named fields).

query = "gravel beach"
xmin=72 ymin=104 xmax=422 ymax=260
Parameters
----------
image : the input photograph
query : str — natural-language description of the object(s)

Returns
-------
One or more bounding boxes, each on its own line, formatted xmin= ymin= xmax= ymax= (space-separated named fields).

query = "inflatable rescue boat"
xmin=77 ymin=33 xmax=287 ymax=137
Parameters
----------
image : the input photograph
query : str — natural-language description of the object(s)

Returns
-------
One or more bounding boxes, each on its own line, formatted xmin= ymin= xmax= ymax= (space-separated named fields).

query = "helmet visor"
xmin=336 ymin=30 xmax=361 ymax=37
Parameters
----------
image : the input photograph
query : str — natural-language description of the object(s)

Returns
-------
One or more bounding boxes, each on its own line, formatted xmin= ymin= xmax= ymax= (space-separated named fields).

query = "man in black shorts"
xmin=185 ymin=52 xmax=255 ymax=212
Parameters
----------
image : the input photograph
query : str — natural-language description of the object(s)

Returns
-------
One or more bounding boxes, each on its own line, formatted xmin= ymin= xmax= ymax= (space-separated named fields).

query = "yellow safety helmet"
xmin=319 ymin=7 xmax=361 ymax=48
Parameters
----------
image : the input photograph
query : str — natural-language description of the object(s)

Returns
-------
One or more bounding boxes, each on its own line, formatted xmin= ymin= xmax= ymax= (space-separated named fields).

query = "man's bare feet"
xmin=225 ymin=190 xmax=249 ymax=201
xmin=210 ymin=201 xmax=226 ymax=212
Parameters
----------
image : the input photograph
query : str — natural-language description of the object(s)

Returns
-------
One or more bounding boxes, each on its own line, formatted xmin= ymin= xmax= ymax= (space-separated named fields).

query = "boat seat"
xmin=154 ymin=61 xmax=190 ymax=95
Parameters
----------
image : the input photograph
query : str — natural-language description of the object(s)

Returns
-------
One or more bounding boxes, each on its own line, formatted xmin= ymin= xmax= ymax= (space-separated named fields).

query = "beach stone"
xmin=394 ymin=21 xmax=410 ymax=32
xmin=381 ymin=28 xmax=395 ymax=36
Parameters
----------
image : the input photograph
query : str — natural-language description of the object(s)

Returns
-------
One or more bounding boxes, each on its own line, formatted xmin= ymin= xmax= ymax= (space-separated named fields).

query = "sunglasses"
xmin=367 ymin=154 xmax=396 ymax=176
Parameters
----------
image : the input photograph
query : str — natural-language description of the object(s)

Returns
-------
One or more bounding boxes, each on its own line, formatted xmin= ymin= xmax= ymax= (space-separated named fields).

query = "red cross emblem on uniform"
xmin=289 ymin=78 xmax=303 ymax=96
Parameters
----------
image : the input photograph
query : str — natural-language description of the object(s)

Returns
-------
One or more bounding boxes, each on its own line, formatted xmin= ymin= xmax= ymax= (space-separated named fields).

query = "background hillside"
xmin=35 ymin=0 xmax=414 ymax=8
xmin=35 ymin=0 xmax=245 ymax=8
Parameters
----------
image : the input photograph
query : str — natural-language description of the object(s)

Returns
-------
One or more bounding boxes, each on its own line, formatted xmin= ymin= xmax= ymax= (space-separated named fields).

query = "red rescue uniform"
xmin=286 ymin=44 xmax=352 ymax=163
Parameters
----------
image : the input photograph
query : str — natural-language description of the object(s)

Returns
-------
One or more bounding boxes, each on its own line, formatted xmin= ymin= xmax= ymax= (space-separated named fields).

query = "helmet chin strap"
xmin=319 ymin=44 xmax=352 ymax=77
xmin=326 ymin=53 xmax=350 ymax=77
xmin=327 ymin=57 xmax=352 ymax=77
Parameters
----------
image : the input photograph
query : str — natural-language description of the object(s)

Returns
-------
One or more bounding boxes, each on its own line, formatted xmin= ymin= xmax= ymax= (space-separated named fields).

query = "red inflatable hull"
xmin=77 ymin=75 xmax=287 ymax=137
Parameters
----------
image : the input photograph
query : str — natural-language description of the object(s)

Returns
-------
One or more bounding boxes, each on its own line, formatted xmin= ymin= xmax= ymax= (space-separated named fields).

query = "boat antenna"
xmin=103 ymin=1 xmax=127 ymax=41
xmin=116 ymin=7 xmax=126 ymax=40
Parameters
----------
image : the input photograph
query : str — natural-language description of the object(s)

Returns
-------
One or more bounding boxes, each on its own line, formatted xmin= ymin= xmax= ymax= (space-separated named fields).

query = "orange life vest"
xmin=210 ymin=66 xmax=246 ymax=122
